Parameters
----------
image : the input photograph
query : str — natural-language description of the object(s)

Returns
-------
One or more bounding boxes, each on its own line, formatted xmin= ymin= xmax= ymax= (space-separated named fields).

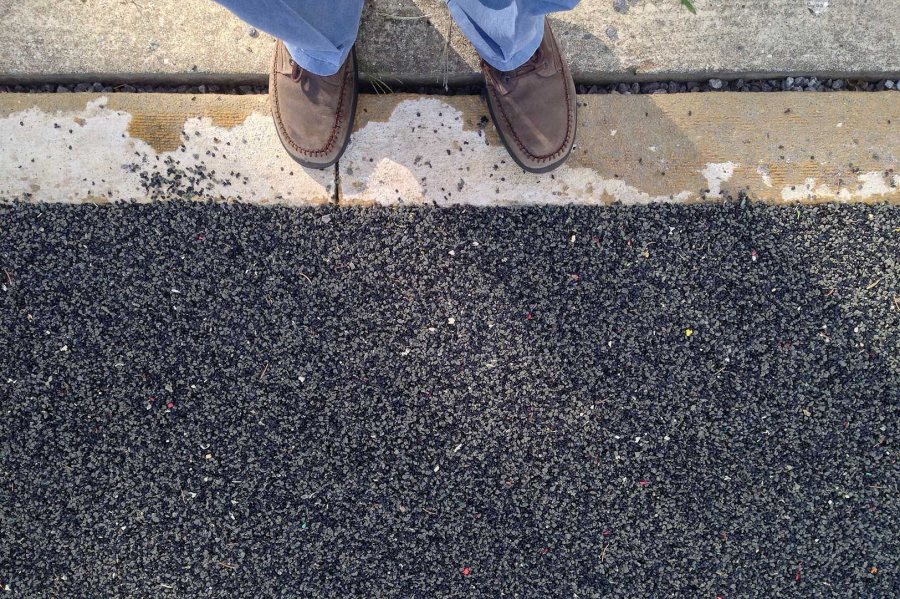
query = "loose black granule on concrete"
xmin=0 ymin=202 xmax=897 ymax=598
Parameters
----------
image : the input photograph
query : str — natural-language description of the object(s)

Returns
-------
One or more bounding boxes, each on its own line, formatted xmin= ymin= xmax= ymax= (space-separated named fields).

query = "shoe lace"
xmin=289 ymin=59 xmax=303 ymax=83
xmin=502 ymin=47 xmax=545 ymax=82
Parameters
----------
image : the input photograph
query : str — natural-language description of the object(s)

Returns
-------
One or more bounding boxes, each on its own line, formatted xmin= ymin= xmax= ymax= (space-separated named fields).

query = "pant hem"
xmin=445 ymin=5 xmax=545 ymax=72
xmin=284 ymin=42 xmax=347 ymax=77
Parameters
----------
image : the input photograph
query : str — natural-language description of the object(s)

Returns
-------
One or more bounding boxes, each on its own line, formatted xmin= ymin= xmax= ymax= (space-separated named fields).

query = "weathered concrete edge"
xmin=339 ymin=93 xmax=900 ymax=207
xmin=0 ymin=93 xmax=336 ymax=206
xmin=1 ymin=92 xmax=897 ymax=207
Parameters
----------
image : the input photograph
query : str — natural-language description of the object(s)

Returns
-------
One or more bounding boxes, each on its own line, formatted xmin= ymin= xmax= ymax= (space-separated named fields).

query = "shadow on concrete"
xmin=356 ymin=0 xmax=622 ymax=87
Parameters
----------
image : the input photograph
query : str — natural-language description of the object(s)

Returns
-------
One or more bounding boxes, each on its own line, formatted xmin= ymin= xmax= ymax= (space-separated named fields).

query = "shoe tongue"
xmin=313 ymin=69 xmax=344 ymax=87
xmin=510 ymin=48 xmax=544 ymax=77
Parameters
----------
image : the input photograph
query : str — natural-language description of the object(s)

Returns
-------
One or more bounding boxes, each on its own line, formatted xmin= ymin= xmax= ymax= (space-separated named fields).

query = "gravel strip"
xmin=1 ymin=202 xmax=898 ymax=598
xmin=1 ymin=77 xmax=897 ymax=96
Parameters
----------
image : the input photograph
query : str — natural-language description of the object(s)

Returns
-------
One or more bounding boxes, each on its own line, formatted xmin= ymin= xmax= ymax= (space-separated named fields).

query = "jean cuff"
xmin=284 ymin=42 xmax=349 ymax=77
xmin=446 ymin=6 xmax=545 ymax=72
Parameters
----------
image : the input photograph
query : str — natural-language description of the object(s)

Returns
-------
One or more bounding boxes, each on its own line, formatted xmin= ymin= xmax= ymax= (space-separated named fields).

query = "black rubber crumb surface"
xmin=1 ymin=202 xmax=897 ymax=598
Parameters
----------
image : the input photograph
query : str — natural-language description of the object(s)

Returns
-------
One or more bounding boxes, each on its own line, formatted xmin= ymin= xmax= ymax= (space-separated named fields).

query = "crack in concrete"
xmin=333 ymin=162 xmax=342 ymax=205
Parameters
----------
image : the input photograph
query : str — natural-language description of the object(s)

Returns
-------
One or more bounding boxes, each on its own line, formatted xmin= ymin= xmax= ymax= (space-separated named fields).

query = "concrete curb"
xmin=1 ymin=92 xmax=897 ymax=206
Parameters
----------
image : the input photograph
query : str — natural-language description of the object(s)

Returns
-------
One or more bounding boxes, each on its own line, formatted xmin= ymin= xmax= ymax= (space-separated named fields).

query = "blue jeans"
xmin=214 ymin=0 xmax=580 ymax=76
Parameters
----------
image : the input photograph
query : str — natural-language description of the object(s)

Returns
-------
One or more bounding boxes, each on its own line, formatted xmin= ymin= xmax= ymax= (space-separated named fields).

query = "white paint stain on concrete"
xmin=341 ymin=98 xmax=694 ymax=206
xmin=0 ymin=97 xmax=332 ymax=204
xmin=757 ymin=165 xmax=773 ymax=188
xmin=699 ymin=162 xmax=737 ymax=198
xmin=2 ymin=95 xmax=896 ymax=207
xmin=781 ymin=172 xmax=900 ymax=202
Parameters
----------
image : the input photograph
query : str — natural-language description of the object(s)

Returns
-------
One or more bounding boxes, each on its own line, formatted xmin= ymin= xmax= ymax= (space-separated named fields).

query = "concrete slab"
xmin=1 ymin=92 xmax=897 ymax=206
xmin=361 ymin=0 xmax=900 ymax=84
xmin=0 ymin=0 xmax=273 ymax=84
xmin=1 ymin=0 xmax=898 ymax=85
xmin=341 ymin=92 xmax=900 ymax=206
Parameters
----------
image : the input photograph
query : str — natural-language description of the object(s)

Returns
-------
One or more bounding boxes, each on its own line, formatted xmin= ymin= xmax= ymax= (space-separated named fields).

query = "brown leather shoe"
xmin=269 ymin=41 xmax=358 ymax=169
xmin=482 ymin=20 xmax=577 ymax=174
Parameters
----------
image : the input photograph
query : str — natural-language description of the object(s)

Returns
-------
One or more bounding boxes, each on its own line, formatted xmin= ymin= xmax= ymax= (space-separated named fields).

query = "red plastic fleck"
xmin=461 ymin=567 xmax=471 ymax=577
